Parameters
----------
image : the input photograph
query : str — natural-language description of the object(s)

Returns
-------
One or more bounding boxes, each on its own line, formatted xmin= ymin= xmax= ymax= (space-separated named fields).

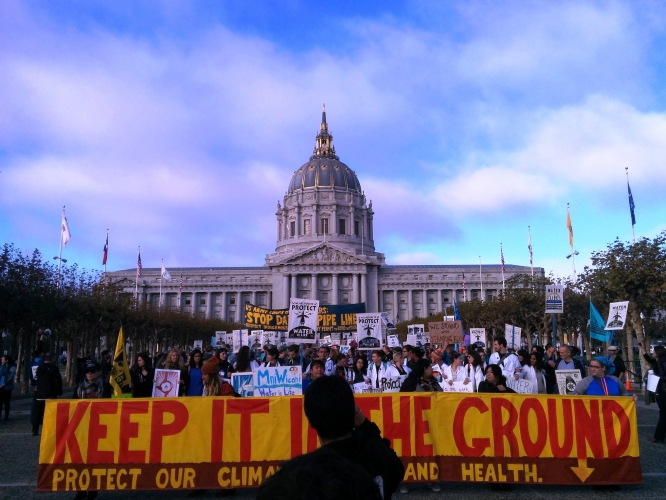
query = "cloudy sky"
xmin=2 ymin=1 xmax=665 ymax=279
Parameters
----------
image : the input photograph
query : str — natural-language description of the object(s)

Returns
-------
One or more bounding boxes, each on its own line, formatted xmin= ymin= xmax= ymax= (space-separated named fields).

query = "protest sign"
xmin=231 ymin=373 xmax=254 ymax=397
xmin=253 ymin=366 xmax=302 ymax=396
xmin=321 ymin=335 xmax=332 ymax=345
xmin=504 ymin=324 xmax=522 ymax=349
xmin=469 ymin=328 xmax=486 ymax=346
xmin=245 ymin=303 xmax=364 ymax=334
xmin=381 ymin=312 xmax=396 ymax=329
xmin=356 ymin=313 xmax=382 ymax=349
xmin=406 ymin=334 xmax=417 ymax=345
xmin=422 ymin=334 xmax=430 ymax=344
xmin=152 ymin=369 xmax=180 ymax=398
xmin=605 ymin=301 xmax=630 ymax=330
xmin=193 ymin=340 xmax=203 ymax=350
xmin=212 ymin=331 xmax=227 ymax=348
xmin=339 ymin=346 xmax=350 ymax=356
xmin=331 ymin=332 xmax=341 ymax=344
xmin=428 ymin=321 xmax=464 ymax=345
xmin=249 ymin=331 xmax=263 ymax=349
xmin=555 ymin=369 xmax=582 ymax=395
xmin=353 ymin=382 xmax=370 ymax=393
xmin=38 ymin=393 xmax=642 ymax=491
xmin=387 ymin=334 xmax=401 ymax=348
xmin=232 ymin=330 xmax=249 ymax=352
xmin=545 ymin=285 xmax=564 ymax=314
xmin=507 ymin=378 xmax=534 ymax=394
xmin=287 ymin=299 xmax=319 ymax=343
xmin=381 ymin=375 xmax=407 ymax=393
xmin=439 ymin=381 xmax=474 ymax=393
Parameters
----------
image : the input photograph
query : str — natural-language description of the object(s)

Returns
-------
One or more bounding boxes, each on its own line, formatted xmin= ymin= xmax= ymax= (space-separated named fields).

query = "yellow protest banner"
xmin=109 ymin=326 xmax=132 ymax=398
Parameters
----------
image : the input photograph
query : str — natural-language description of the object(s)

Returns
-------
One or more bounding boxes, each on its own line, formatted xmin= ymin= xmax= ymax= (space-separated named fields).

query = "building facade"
xmin=107 ymin=107 xmax=543 ymax=323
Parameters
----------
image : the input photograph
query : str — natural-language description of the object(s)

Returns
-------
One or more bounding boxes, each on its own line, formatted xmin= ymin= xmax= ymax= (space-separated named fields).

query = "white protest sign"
xmin=331 ymin=332 xmax=341 ymax=344
xmin=469 ymin=328 xmax=486 ymax=346
xmin=545 ymin=285 xmax=564 ymax=314
xmin=253 ymin=366 xmax=302 ymax=396
xmin=353 ymin=382 xmax=370 ymax=394
xmin=381 ymin=375 xmax=408 ymax=393
xmin=647 ymin=374 xmax=660 ymax=393
xmin=213 ymin=331 xmax=227 ymax=348
xmin=231 ymin=373 xmax=254 ymax=397
xmin=406 ymin=334 xmax=418 ymax=346
xmin=506 ymin=378 xmax=534 ymax=394
xmin=504 ymin=324 xmax=522 ymax=349
xmin=225 ymin=333 xmax=233 ymax=345
xmin=387 ymin=334 xmax=401 ymax=348
xmin=356 ymin=313 xmax=382 ymax=350
xmin=422 ymin=334 xmax=430 ymax=345
xmin=259 ymin=330 xmax=279 ymax=347
xmin=380 ymin=312 xmax=396 ymax=329
xmin=232 ymin=330 xmax=249 ymax=353
xmin=287 ymin=298 xmax=319 ymax=343
xmin=605 ymin=301 xmax=630 ymax=330
xmin=152 ymin=369 xmax=181 ymax=397
xmin=322 ymin=335 xmax=332 ymax=346
xmin=555 ymin=369 xmax=582 ymax=395
xmin=193 ymin=340 xmax=203 ymax=350
xmin=439 ymin=381 xmax=474 ymax=393
xmin=249 ymin=330 xmax=263 ymax=349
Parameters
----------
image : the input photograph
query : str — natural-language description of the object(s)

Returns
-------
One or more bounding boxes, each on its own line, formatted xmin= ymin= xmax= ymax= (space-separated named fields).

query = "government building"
xmin=106 ymin=107 xmax=543 ymax=323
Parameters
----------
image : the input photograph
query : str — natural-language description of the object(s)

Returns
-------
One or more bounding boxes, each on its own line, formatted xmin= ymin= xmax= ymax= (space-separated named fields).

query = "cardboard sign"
xmin=387 ymin=334 xmax=401 ymax=348
xmin=555 ymin=369 xmax=582 ymax=395
xmin=253 ymin=366 xmax=302 ymax=396
xmin=428 ymin=321 xmax=464 ymax=345
xmin=231 ymin=373 xmax=254 ymax=397
xmin=152 ymin=369 xmax=180 ymax=398
xmin=605 ymin=301 xmax=630 ymax=330
xmin=507 ymin=378 xmax=534 ymax=394
xmin=469 ymin=328 xmax=486 ymax=346
xmin=356 ymin=313 xmax=382 ymax=350
xmin=439 ymin=380 xmax=474 ymax=393
xmin=545 ymin=285 xmax=564 ymax=314
xmin=287 ymin=299 xmax=320 ymax=343
xmin=381 ymin=375 xmax=407 ymax=393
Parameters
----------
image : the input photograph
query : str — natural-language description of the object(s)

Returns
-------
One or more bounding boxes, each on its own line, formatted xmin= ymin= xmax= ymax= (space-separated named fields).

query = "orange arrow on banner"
xmin=571 ymin=458 xmax=594 ymax=482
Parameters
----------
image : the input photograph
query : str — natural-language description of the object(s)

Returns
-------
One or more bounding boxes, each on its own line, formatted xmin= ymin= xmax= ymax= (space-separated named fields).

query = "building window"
xmin=290 ymin=221 xmax=296 ymax=237
xmin=200 ymin=298 xmax=206 ymax=305
xmin=321 ymin=218 xmax=329 ymax=234
xmin=230 ymin=296 xmax=236 ymax=305
xmin=304 ymin=219 xmax=311 ymax=236
xmin=354 ymin=220 xmax=359 ymax=236
xmin=338 ymin=219 xmax=346 ymax=235
xmin=185 ymin=299 xmax=191 ymax=305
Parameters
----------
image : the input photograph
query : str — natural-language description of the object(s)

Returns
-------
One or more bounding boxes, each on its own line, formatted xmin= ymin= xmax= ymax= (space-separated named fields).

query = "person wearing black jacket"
xmin=260 ymin=375 xmax=404 ymax=500
xmin=130 ymin=353 xmax=154 ymax=398
xmin=642 ymin=344 xmax=666 ymax=443
xmin=32 ymin=353 xmax=63 ymax=436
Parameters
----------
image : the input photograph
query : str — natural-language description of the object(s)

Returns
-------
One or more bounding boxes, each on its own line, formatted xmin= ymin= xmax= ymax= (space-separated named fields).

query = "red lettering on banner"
xmin=574 ymin=400 xmax=603 ymax=458
xmin=491 ymin=398 xmax=519 ymax=457
xmin=453 ymin=397 xmax=490 ymax=457
xmin=119 ymin=401 xmax=149 ymax=463
xmin=381 ymin=396 xmax=412 ymax=456
xmin=602 ymin=400 xmax=630 ymax=458
xmin=149 ymin=401 xmax=189 ymax=463
xmin=227 ymin=399 xmax=270 ymax=462
xmin=87 ymin=401 xmax=118 ymax=463
xmin=548 ymin=399 xmax=573 ymax=458
xmin=210 ymin=400 xmax=226 ymax=462
xmin=414 ymin=397 xmax=433 ymax=456
xmin=519 ymin=398 xmax=547 ymax=457
xmin=289 ymin=398 xmax=303 ymax=457
xmin=55 ymin=401 xmax=90 ymax=463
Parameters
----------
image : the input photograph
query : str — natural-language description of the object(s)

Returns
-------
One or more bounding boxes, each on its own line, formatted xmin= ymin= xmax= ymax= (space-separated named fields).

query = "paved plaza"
xmin=1 ymin=392 xmax=664 ymax=500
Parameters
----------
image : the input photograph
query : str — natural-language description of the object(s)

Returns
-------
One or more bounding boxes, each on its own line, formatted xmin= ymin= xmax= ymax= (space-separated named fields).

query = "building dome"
xmin=287 ymin=104 xmax=362 ymax=194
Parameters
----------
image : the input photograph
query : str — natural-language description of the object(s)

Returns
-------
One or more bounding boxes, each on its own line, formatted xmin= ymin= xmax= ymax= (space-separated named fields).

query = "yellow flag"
xmin=566 ymin=207 xmax=573 ymax=247
xmin=109 ymin=326 xmax=132 ymax=398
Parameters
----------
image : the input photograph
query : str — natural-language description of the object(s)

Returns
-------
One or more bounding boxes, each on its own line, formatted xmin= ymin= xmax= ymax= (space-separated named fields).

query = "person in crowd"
xmin=130 ymin=352 xmax=154 ymax=398
xmin=0 ymin=355 xmax=17 ymax=420
xmin=285 ymin=344 xmax=310 ymax=371
xmin=351 ymin=355 xmax=368 ymax=384
xmin=572 ymin=357 xmax=636 ymax=401
xmin=186 ymin=349 xmax=204 ymax=397
xmin=302 ymin=359 xmax=326 ymax=392
xmin=333 ymin=352 xmax=350 ymax=379
xmin=382 ymin=345 xmax=392 ymax=361
xmin=524 ymin=352 xmax=547 ymax=394
xmin=489 ymin=337 xmax=522 ymax=381
xmin=262 ymin=346 xmax=281 ymax=367
xmin=32 ymin=353 xmax=62 ymax=436
xmin=402 ymin=345 xmax=414 ymax=368
xmin=607 ymin=346 xmax=626 ymax=382
xmin=315 ymin=345 xmax=335 ymax=376
xmin=366 ymin=350 xmax=392 ymax=390
xmin=557 ymin=345 xmax=587 ymax=381
xmin=543 ymin=343 xmax=558 ymax=393
xmin=430 ymin=347 xmax=443 ymax=368
xmin=441 ymin=351 xmax=469 ymax=388
xmin=100 ymin=349 xmax=113 ymax=383
xmin=465 ymin=350 xmax=485 ymax=391
xmin=231 ymin=346 xmax=259 ymax=373
xmin=515 ymin=349 xmax=531 ymax=379
xmin=441 ymin=342 xmax=455 ymax=366
xmin=459 ymin=345 xmax=468 ymax=365
xmin=217 ymin=348 xmax=232 ymax=379
xmin=202 ymin=356 xmax=235 ymax=396
xmin=390 ymin=350 xmax=411 ymax=377
xmin=641 ymin=344 xmax=666 ymax=443
xmin=158 ymin=348 xmax=188 ymax=396
xmin=478 ymin=348 xmax=488 ymax=370
xmin=478 ymin=364 xmax=516 ymax=394
xmin=73 ymin=361 xmax=113 ymax=400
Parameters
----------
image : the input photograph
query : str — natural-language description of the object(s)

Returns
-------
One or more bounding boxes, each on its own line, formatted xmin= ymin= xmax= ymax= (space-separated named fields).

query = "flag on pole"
xmin=453 ymin=299 xmax=461 ymax=321
xmin=527 ymin=228 xmax=533 ymax=266
xmin=137 ymin=251 xmax=142 ymax=278
xmin=628 ymin=182 xmax=636 ymax=226
xmin=161 ymin=263 xmax=172 ymax=281
xmin=589 ymin=301 xmax=611 ymax=342
xmin=462 ymin=272 xmax=466 ymax=291
xmin=61 ymin=211 xmax=71 ymax=246
xmin=567 ymin=206 xmax=574 ymax=247
xmin=500 ymin=244 xmax=505 ymax=273
xmin=109 ymin=326 xmax=132 ymax=398
xmin=179 ymin=274 xmax=183 ymax=293
xmin=102 ymin=233 xmax=108 ymax=266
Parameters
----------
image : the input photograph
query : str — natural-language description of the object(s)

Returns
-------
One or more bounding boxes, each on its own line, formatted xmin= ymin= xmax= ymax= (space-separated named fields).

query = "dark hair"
xmin=467 ymin=350 xmax=482 ymax=369
xmin=529 ymin=351 xmax=544 ymax=370
xmin=653 ymin=345 xmax=666 ymax=359
xmin=403 ymin=344 xmax=414 ymax=353
xmin=412 ymin=347 xmax=424 ymax=359
xmin=256 ymin=447 xmax=381 ymax=500
xmin=235 ymin=346 xmax=252 ymax=372
xmin=189 ymin=349 xmax=204 ymax=368
xmin=372 ymin=350 xmax=384 ymax=359
xmin=43 ymin=352 xmax=53 ymax=362
xmin=310 ymin=359 xmax=325 ymax=370
xmin=352 ymin=355 xmax=367 ymax=376
xmin=517 ymin=349 xmax=530 ymax=367
xmin=318 ymin=345 xmax=331 ymax=353
xmin=136 ymin=352 xmax=152 ymax=371
xmin=494 ymin=337 xmax=507 ymax=348
xmin=288 ymin=344 xmax=300 ymax=354
xmin=266 ymin=346 xmax=279 ymax=358
xmin=304 ymin=376 xmax=355 ymax=440
xmin=2 ymin=354 xmax=14 ymax=365
xmin=485 ymin=364 xmax=507 ymax=386
xmin=450 ymin=351 xmax=461 ymax=362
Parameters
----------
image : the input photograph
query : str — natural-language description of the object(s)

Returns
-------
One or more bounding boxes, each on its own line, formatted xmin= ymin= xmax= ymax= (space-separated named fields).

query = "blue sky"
xmin=1 ymin=0 xmax=665 ymax=280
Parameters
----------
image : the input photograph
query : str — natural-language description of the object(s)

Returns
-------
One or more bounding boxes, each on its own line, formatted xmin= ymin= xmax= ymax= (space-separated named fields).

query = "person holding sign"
xmin=524 ymin=352 xmax=547 ymax=394
xmin=157 ymin=349 xmax=187 ymax=396
xmin=489 ymin=337 xmax=522 ymax=381
xmin=389 ymin=350 xmax=410 ymax=377
xmin=441 ymin=352 xmax=469 ymax=388
xmin=367 ymin=350 xmax=392 ymax=390
xmin=641 ymin=344 xmax=666 ymax=443
xmin=478 ymin=364 xmax=516 ymax=393
xmin=262 ymin=346 xmax=281 ymax=367
xmin=202 ymin=356 xmax=235 ymax=396
xmin=557 ymin=345 xmax=587 ymax=379
xmin=572 ymin=357 xmax=635 ymax=400
xmin=465 ymin=351 xmax=485 ymax=391
xmin=351 ymin=355 xmax=368 ymax=384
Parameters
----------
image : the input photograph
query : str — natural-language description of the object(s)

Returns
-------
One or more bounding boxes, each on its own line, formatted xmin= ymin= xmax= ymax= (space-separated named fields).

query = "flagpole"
xmin=56 ymin=206 xmax=64 ymax=289
xmin=528 ymin=226 xmax=534 ymax=277
xmin=135 ymin=246 xmax=140 ymax=301
xmin=104 ymin=229 xmax=108 ymax=274
xmin=568 ymin=203 xmax=576 ymax=282
xmin=626 ymin=167 xmax=635 ymax=244
xmin=479 ymin=256 xmax=483 ymax=302
xmin=160 ymin=259 xmax=163 ymax=309
xmin=500 ymin=243 xmax=505 ymax=292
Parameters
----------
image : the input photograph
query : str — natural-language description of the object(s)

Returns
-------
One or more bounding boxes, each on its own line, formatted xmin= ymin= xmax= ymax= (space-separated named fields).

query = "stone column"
xmin=368 ymin=266 xmax=378 ymax=312
xmin=378 ymin=288 xmax=384 ymax=312
xmin=332 ymin=274 xmax=339 ymax=305
xmin=437 ymin=289 xmax=442 ymax=314
xmin=393 ymin=290 xmax=398 ymax=321
xmin=283 ymin=274 xmax=290 ymax=308
xmin=311 ymin=274 xmax=317 ymax=301
xmin=360 ymin=273 xmax=367 ymax=305
xmin=221 ymin=291 xmax=227 ymax=321
xmin=291 ymin=274 xmax=298 ymax=299
xmin=236 ymin=293 xmax=242 ymax=322
xmin=207 ymin=291 xmax=212 ymax=319
xmin=352 ymin=274 xmax=359 ymax=303
xmin=252 ymin=291 xmax=257 ymax=306
xmin=192 ymin=292 xmax=197 ymax=316
xmin=407 ymin=289 xmax=413 ymax=320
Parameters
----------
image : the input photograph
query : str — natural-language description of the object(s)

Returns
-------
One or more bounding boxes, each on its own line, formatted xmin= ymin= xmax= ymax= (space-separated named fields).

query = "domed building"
xmin=107 ymin=107 xmax=542 ymax=325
